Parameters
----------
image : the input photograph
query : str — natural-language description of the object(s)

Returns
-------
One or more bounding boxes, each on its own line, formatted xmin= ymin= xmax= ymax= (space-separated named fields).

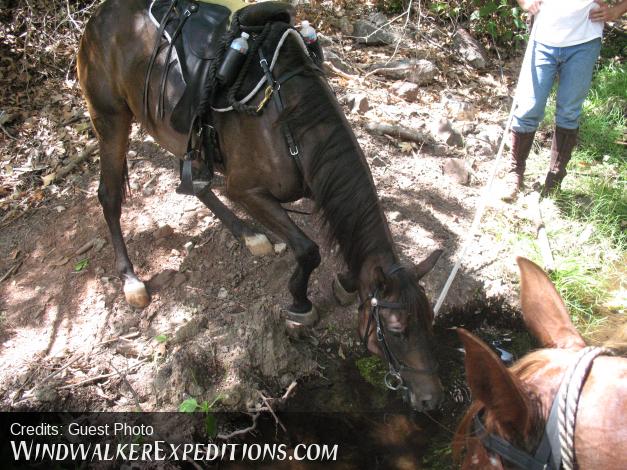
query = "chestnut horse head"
xmin=78 ymin=0 xmax=443 ymax=410
xmin=454 ymin=257 xmax=627 ymax=469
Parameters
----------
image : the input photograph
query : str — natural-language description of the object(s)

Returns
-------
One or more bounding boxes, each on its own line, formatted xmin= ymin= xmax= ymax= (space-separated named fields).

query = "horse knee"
xmin=296 ymin=242 xmax=321 ymax=271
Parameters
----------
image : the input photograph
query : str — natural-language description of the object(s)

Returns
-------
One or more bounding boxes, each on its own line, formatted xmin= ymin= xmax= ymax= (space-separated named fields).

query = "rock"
xmin=476 ymin=124 xmax=504 ymax=147
xmin=444 ymin=94 xmax=476 ymax=121
xmin=461 ymin=123 xmax=477 ymax=136
xmin=183 ymin=241 xmax=194 ymax=255
xmin=151 ymin=270 xmax=176 ymax=290
xmin=217 ymin=287 xmax=228 ymax=299
xmin=431 ymin=117 xmax=464 ymax=148
xmin=347 ymin=93 xmax=369 ymax=114
xmin=391 ymin=81 xmax=420 ymax=102
xmin=372 ymin=59 xmax=437 ymax=85
xmin=453 ymin=28 xmax=490 ymax=70
xmin=153 ymin=224 xmax=174 ymax=240
xmin=443 ymin=158 xmax=471 ymax=185
xmin=368 ymin=12 xmax=388 ymax=27
xmin=274 ymin=243 xmax=287 ymax=255
xmin=371 ymin=156 xmax=387 ymax=167
xmin=338 ymin=17 xmax=353 ymax=36
xmin=34 ymin=386 xmax=58 ymax=403
xmin=324 ymin=50 xmax=353 ymax=74
xmin=173 ymin=316 xmax=208 ymax=344
xmin=352 ymin=19 xmax=397 ymax=46
xmin=316 ymin=33 xmax=334 ymax=47
xmin=172 ymin=272 xmax=187 ymax=288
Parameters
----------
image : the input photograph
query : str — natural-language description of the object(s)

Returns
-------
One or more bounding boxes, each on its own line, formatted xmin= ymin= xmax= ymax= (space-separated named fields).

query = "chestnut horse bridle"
xmin=473 ymin=346 xmax=612 ymax=470
xmin=361 ymin=264 xmax=438 ymax=392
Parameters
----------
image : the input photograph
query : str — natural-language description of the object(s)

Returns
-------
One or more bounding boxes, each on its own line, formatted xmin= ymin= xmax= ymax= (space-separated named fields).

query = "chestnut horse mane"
xmin=452 ymin=349 xmax=552 ymax=462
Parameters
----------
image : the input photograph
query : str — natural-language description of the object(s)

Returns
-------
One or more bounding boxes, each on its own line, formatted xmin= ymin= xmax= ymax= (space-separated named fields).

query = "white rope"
xmin=433 ymin=30 xmax=535 ymax=316
xmin=557 ymin=346 xmax=611 ymax=470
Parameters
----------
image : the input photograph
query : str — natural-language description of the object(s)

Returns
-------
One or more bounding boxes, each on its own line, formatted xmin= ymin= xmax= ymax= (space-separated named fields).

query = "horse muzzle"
xmin=404 ymin=379 xmax=443 ymax=412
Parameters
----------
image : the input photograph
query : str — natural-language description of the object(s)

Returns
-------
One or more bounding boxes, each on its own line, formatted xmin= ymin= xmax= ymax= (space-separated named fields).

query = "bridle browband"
xmin=472 ymin=346 xmax=611 ymax=470
xmin=362 ymin=264 xmax=437 ymax=392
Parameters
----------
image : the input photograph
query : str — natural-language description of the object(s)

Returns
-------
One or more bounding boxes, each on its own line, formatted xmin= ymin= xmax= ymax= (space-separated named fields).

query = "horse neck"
xmin=513 ymin=350 xmax=627 ymax=469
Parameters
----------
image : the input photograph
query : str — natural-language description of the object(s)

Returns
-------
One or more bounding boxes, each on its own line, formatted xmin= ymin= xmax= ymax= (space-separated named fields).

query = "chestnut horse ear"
xmin=416 ymin=249 xmax=443 ymax=279
xmin=517 ymin=257 xmax=585 ymax=350
xmin=457 ymin=328 xmax=534 ymax=435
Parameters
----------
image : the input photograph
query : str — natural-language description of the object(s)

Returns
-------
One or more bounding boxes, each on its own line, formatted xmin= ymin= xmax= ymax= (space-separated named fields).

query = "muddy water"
xmin=232 ymin=299 xmax=533 ymax=470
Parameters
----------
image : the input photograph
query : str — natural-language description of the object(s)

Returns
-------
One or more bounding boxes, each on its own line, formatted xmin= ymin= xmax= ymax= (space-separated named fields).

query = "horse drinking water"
xmin=454 ymin=257 xmax=626 ymax=469
xmin=77 ymin=0 xmax=443 ymax=411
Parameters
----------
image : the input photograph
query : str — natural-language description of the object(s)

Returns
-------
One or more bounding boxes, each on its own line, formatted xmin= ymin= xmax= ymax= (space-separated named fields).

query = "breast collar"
xmin=472 ymin=346 xmax=611 ymax=470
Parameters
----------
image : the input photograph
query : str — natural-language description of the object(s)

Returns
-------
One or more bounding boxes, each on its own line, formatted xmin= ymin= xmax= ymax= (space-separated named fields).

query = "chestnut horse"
xmin=455 ymin=257 xmax=626 ymax=469
xmin=77 ymin=0 xmax=443 ymax=410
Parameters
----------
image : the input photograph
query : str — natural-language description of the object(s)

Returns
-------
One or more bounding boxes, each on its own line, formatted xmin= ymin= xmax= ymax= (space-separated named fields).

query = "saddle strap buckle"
xmin=256 ymin=85 xmax=274 ymax=113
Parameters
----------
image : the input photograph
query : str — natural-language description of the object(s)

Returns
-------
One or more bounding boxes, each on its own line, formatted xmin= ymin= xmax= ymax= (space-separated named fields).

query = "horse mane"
xmin=452 ymin=350 xmax=549 ymax=463
xmin=276 ymin=35 xmax=394 ymax=275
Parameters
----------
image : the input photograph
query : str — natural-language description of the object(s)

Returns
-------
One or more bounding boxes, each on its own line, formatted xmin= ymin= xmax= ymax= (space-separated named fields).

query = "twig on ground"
xmin=365 ymin=121 xmax=433 ymax=145
xmin=110 ymin=362 xmax=143 ymax=411
xmin=258 ymin=391 xmax=286 ymax=433
xmin=57 ymin=359 xmax=148 ymax=390
xmin=0 ymin=261 xmax=22 ymax=283
xmin=386 ymin=0 xmax=416 ymax=65
xmin=49 ymin=142 xmax=98 ymax=184
xmin=217 ymin=413 xmax=260 ymax=440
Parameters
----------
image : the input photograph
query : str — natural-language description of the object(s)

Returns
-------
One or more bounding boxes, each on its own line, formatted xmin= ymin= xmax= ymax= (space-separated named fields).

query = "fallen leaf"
xmin=41 ymin=173 xmax=56 ymax=187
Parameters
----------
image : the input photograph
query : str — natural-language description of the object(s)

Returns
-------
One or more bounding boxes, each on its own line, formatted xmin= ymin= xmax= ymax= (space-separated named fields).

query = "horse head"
xmin=357 ymin=250 xmax=444 ymax=412
xmin=454 ymin=257 xmax=626 ymax=469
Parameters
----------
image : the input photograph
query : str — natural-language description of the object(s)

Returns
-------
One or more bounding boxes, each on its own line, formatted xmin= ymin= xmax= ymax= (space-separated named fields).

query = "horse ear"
xmin=416 ymin=249 xmax=443 ymax=279
xmin=457 ymin=328 xmax=534 ymax=435
xmin=517 ymin=257 xmax=585 ymax=350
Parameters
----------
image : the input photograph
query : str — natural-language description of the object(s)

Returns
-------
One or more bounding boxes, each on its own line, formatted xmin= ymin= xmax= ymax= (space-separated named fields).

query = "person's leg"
xmin=502 ymin=41 xmax=558 ymax=201
xmin=545 ymin=38 xmax=601 ymax=195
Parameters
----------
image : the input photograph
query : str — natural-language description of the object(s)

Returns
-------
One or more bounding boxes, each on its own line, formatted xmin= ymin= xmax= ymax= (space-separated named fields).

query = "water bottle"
xmin=300 ymin=20 xmax=317 ymax=45
xmin=217 ymin=32 xmax=250 ymax=86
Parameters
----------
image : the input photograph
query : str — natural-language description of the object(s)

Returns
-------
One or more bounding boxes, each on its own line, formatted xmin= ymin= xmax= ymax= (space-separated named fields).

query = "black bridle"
xmin=362 ymin=264 xmax=437 ymax=392
xmin=473 ymin=408 xmax=559 ymax=470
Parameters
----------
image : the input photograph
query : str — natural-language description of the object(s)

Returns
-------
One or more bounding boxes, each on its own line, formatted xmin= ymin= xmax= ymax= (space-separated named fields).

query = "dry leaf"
xmin=41 ymin=173 xmax=56 ymax=187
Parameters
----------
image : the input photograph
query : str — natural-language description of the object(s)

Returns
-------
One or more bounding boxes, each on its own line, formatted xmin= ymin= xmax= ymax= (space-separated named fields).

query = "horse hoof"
xmin=124 ymin=279 xmax=151 ymax=309
xmin=333 ymin=274 xmax=358 ymax=306
xmin=244 ymin=234 xmax=274 ymax=257
xmin=285 ymin=305 xmax=319 ymax=328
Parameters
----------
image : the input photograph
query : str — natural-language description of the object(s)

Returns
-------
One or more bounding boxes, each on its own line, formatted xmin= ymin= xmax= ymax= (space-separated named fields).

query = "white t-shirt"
xmin=533 ymin=0 xmax=604 ymax=47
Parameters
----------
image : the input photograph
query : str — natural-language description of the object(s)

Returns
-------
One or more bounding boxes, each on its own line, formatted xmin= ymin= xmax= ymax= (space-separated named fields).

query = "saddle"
xmin=145 ymin=0 xmax=303 ymax=195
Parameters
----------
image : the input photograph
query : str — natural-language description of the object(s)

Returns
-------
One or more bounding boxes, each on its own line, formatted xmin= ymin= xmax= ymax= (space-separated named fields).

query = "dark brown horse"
xmin=454 ymin=257 xmax=627 ymax=469
xmin=77 ymin=0 xmax=443 ymax=411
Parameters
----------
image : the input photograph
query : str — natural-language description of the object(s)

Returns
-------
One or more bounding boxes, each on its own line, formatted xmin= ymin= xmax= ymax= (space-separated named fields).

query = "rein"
xmin=473 ymin=346 xmax=612 ymax=470
xmin=362 ymin=264 xmax=437 ymax=392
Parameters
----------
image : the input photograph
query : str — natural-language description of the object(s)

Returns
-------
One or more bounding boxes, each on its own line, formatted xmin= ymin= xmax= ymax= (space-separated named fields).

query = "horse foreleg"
xmin=196 ymin=188 xmax=273 ymax=256
xmin=231 ymin=189 xmax=321 ymax=325
xmin=94 ymin=112 xmax=150 ymax=309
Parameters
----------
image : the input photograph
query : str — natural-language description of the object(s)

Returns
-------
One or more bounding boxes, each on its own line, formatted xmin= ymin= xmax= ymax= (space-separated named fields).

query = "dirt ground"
xmin=0 ymin=3 xmax=603 ymax=458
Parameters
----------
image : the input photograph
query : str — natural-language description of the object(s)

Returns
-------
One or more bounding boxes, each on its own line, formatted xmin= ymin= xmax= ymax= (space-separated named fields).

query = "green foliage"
xmin=154 ymin=334 xmax=168 ymax=343
xmin=427 ymin=0 xmax=527 ymax=46
xmin=355 ymin=356 xmax=387 ymax=389
xmin=376 ymin=0 xmax=409 ymax=14
xmin=540 ymin=60 xmax=626 ymax=332
xmin=178 ymin=395 xmax=223 ymax=439
xmin=73 ymin=259 xmax=89 ymax=272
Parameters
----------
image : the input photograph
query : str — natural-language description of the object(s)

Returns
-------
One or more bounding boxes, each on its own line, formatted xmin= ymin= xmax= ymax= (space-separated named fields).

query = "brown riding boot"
xmin=542 ymin=126 xmax=578 ymax=197
xmin=501 ymin=130 xmax=536 ymax=202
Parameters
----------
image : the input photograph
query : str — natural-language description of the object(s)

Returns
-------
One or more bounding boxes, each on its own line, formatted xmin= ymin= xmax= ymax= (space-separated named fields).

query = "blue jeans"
xmin=512 ymin=38 xmax=601 ymax=133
